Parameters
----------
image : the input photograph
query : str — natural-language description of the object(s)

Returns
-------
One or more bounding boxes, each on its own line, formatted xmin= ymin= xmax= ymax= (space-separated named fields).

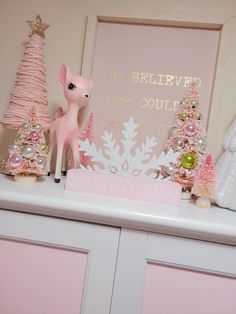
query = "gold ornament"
xmin=181 ymin=153 xmax=197 ymax=169
xmin=16 ymin=134 xmax=24 ymax=142
xmin=41 ymin=144 xmax=49 ymax=154
xmin=27 ymin=15 xmax=49 ymax=39
xmin=179 ymin=113 xmax=188 ymax=121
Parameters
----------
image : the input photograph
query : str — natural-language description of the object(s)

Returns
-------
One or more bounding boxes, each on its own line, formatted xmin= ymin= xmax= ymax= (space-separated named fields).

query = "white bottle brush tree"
xmin=7 ymin=106 xmax=50 ymax=181
xmin=214 ymin=118 xmax=236 ymax=211
xmin=164 ymin=83 xmax=207 ymax=196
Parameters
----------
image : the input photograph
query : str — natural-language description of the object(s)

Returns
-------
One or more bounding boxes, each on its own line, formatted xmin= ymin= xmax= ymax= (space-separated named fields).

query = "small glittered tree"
xmin=165 ymin=83 xmax=207 ymax=196
xmin=7 ymin=106 xmax=50 ymax=181
xmin=192 ymin=153 xmax=216 ymax=208
xmin=79 ymin=112 xmax=96 ymax=167
xmin=1 ymin=15 xmax=50 ymax=130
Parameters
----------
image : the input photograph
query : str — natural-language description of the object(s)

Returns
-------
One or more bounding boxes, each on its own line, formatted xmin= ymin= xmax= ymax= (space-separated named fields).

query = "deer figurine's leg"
xmin=47 ymin=127 xmax=55 ymax=176
xmin=55 ymin=143 xmax=64 ymax=183
xmin=47 ymin=149 xmax=52 ymax=176
xmin=47 ymin=141 xmax=55 ymax=176
xmin=71 ymin=140 xmax=80 ymax=169
xmin=61 ymin=148 xmax=67 ymax=175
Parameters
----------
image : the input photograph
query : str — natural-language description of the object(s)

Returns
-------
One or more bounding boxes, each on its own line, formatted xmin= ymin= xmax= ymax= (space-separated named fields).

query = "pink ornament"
xmin=9 ymin=153 xmax=22 ymax=168
xmin=184 ymin=122 xmax=197 ymax=136
xmin=21 ymin=144 xmax=35 ymax=158
xmin=29 ymin=131 xmax=40 ymax=141
xmin=173 ymin=138 xmax=185 ymax=150
xmin=8 ymin=144 xmax=19 ymax=153
xmin=37 ymin=157 xmax=47 ymax=168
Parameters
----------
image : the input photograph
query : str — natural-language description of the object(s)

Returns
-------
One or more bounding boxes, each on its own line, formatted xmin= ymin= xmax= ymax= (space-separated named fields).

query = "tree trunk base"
xmin=14 ymin=174 xmax=37 ymax=182
xmin=196 ymin=197 xmax=211 ymax=208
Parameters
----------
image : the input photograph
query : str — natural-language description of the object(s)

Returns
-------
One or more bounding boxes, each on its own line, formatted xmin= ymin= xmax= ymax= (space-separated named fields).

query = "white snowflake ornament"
xmin=79 ymin=117 xmax=179 ymax=179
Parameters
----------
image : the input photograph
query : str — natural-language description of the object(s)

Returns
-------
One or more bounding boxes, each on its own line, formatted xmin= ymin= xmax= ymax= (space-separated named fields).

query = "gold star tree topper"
xmin=27 ymin=15 xmax=49 ymax=39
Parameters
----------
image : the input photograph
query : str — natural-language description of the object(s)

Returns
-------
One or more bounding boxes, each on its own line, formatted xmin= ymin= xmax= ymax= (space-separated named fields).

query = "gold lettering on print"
xmin=173 ymin=100 xmax=179 ymax=112
xmin=131 ymin=72 xmax=201 ymax=88
xmin=164 ymin=100 xmax=172 ymax=111
xmin=156 ymin=74 xmax=166 ymax=86
xmin=137 ymin=123 xmax=149 ymax=133
xmin=131 ymin=72 xmax=140 ymax=83
xmin=108 ymin=121 xmax=172 ymax=135
xmin=165 ymin=75 xmax=174 ymax=86
xmin=112 ymin=97 xmax=132 ymax=106
xmin=140 ymin=72 xmax=150 ymax=83
xmin=140 ymin=98 xmax=179 ymax=112
xmin=107 ymin=72 xmax=124 ymax=80
xmin=175 ymin=76 xmax=183 ymax=86
xmin=192 ymin=77 xmax=201 ymax=87
xmin=149 ymin=73 xmax=158 ymax=84
xmin=107 ymin=121 xmax=122 ymax=131
xmin=156 ymin=123 xmax=172 ymax=133
xmin=183 ymin=77 xmax=192 ymax=87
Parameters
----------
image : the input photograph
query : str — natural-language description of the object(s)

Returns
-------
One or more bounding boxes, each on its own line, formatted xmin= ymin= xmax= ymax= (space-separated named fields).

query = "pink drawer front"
xmin=142 ymin=263 xmax=236 ymax=314
xmin=0 ymin=239 xmax=88 ymax=314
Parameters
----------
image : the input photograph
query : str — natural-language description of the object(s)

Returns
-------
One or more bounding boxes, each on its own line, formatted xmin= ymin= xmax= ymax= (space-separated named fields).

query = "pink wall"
xmin=142 ymin=262 xmax=236 ymax=314
xmin=0 ymin=239 xmax=88 ymax=314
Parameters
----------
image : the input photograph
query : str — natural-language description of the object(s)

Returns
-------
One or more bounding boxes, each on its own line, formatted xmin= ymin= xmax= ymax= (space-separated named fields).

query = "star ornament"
xmin=27 ymin=15 xmax=49 ymax=39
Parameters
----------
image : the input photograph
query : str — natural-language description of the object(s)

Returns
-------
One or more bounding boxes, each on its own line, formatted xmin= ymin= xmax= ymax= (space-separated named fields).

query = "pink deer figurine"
xmin=49 ymin=64 xmax=92 ymax=183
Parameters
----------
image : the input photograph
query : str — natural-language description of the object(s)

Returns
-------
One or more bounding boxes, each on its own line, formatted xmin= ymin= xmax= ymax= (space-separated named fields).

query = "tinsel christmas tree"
xmin=192 ymin=153 xmax=216 ymax=208
xmin=165 ymin=83 xmax=207 ymax=194
xmin=7 ymin=106 xmax=50 ymax=181
xmin=79 ymin=112 xmax=96 ymax=167
xmin=1 ymin=15 xmax=50 ymax=130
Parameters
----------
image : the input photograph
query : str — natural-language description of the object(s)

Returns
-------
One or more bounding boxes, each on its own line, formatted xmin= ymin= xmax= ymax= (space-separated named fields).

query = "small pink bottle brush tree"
xmin=192 ymin=153 xmax=216 ymax=208
xmin=165 ymin=83 xmax=207 ymax=195
xmin=68 ymin=111 xmax=96 ymax=169
xmin=7 ymin=106 xmax=49 ymax=180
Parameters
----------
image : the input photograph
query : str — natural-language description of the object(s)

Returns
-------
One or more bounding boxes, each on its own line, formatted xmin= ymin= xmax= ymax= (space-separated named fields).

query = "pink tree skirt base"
xmin=14 ymin=174 xmax=37 ymax=183
xmin=196 ymin=196 xmax=211 ymax=208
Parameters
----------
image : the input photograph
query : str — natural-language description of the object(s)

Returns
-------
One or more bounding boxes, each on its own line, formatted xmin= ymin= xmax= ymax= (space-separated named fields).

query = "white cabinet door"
xmin=110 ymin=229 xmax=236 ymax=314
xmin=0 ymin=209 xmax=120 ymax=314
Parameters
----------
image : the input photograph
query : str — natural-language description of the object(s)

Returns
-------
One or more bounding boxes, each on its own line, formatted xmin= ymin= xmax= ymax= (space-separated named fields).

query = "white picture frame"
xmin=81 ymin=13 xmax=236 ymax=161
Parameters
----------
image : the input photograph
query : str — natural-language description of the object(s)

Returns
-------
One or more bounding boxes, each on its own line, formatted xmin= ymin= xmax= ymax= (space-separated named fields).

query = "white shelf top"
xmin=0 ymin=173 xmax=236 ymax=245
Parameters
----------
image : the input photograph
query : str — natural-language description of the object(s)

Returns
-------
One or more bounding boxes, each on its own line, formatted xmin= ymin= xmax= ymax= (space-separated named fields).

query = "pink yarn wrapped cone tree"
xmin=1 ymin=15 xmax=50 ymax=130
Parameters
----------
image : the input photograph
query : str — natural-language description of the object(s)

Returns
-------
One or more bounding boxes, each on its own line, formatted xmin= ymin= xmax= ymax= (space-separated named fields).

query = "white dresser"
xmin=0 ymin=174 xmax=235 ymax=314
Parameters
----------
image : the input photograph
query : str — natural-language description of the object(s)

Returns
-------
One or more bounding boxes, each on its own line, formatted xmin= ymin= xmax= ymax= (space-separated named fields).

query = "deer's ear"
xmin=59 ymin=64 xmax=71 ymax=85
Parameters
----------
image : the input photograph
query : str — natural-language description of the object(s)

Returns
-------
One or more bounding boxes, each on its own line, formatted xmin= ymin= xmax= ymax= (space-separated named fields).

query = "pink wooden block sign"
xmin=65 ymin=169 xmax=182 ymax=206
